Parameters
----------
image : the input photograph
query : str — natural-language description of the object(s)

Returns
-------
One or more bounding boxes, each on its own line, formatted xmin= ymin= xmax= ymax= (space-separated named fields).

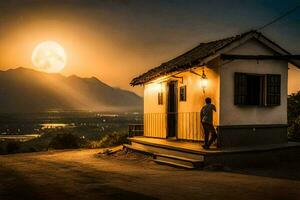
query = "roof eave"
xmin=130 ymin=30 xmax=300 ymax=86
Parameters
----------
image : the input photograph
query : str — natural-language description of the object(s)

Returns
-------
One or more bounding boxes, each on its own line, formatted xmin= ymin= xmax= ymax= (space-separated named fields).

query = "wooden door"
xmin=167 ymin=81 xmax=178 ymax=138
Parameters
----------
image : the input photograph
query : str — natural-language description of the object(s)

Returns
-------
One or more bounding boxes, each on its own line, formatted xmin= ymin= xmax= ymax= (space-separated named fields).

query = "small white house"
xmin=130 ymin=30 xmax=300 ymax=148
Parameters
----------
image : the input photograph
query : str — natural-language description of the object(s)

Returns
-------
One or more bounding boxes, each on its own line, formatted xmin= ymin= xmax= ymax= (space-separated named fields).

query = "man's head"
xmin=205 ymin=97 xmax=212 ymax=104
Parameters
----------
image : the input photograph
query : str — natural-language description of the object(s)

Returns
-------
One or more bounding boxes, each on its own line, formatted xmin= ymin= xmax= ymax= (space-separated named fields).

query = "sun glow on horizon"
xmin=32 ymin=41 xmax=66 ymax=73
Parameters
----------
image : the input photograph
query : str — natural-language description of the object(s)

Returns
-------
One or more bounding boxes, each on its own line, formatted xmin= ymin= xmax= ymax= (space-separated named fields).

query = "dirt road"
xmin=0 ymin=149 xmax=300 ymax=200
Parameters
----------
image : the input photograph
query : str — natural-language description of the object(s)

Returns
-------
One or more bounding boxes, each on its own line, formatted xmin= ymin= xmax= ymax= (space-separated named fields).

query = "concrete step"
xmin=123 ymin=144 xmax=154 ymax=155
xmin=153 ymin=153 xmax=204 ymax=169
xmin=124 ymin=144 xmax=204 ymax=169
xmin=154 ymin=159 xmax=195 ymax=169
xmin=130 ymin=140 xmax=205 ymax=160
xmin=154 ymin=153 xmax=204 ymax=162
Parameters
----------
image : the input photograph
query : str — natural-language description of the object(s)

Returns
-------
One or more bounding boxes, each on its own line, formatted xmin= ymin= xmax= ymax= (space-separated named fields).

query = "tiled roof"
xmin=130 ymin=31 xmax=253 ymax=86
xmin=130 ymin=30 xmax=297 ymax=86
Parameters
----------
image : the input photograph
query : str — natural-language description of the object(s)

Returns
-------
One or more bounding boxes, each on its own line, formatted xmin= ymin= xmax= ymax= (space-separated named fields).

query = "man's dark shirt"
xmin=200 ymin=103 xmax=216 ymax=125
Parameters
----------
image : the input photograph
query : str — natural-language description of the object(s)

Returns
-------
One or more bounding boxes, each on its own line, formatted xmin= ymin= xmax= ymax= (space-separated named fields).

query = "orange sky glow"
xmin=0 ymin=1 xmax=299 ymax=96
xmin=0 ymin=18 xmax=175 ymax=96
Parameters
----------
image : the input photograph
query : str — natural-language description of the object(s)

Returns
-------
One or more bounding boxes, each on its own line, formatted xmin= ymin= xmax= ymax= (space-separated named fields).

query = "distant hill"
xmin=0 ymin=67 xmax=142 ymax=113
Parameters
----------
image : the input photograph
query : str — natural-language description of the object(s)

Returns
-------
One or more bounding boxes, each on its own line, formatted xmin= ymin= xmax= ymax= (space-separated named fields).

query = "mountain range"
xmin=0 ymin=67 xmax=142 ymax=113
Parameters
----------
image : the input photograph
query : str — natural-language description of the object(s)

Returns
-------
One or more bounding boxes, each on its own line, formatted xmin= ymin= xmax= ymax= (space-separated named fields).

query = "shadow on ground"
xmin=1 ymin=149 xmax=300 ymax=200
xmin=0 ymin=151 xmax=158 ymax=200
xmin=228 ymin=160 xmax=300 ymax=181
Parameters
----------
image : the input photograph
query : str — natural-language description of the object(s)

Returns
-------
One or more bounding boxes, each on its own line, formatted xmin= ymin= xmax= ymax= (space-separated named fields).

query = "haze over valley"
xmin=0 ymin=67 xmax=142 ymax=113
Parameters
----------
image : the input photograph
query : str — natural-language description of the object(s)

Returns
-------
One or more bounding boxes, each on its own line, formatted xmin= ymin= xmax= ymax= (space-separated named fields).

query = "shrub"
xmin=48 ymin=133 xmax=81 ymax=149
xmin=6 ymin=141 xmax=20 ymax=154
xmin=288 ymin=92 xmax=300 ymax=141
xmin=0 ymin=143 xmax=3 ymax=154
xmin=88 ymin=132 xmax=128 ymax=148
xmin=288 ymin=92 xmax=300 ymax=123
xmin=288 ymin=116 xmax=300 ymax=141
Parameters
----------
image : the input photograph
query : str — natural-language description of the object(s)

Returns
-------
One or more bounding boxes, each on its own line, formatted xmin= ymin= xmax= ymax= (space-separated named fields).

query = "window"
xmin=158 ymin=92 xmax=163 ymax=105
xmin=234 ymin=73 xmax=281 ymax=106
xmin=266 ymin=74 xmax=281 ymax=106
xmin=180 ymin=86 xmax=186 ymax=101
xmin=234 ymin=73 xmax=247 ymax=105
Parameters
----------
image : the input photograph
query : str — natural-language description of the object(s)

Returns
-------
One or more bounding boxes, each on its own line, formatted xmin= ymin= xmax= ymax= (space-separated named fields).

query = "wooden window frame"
xmin=179 ymin=85 xmax=187 ymax=102
xmin=158 ymin=92 xmax=163 ymax=105
xmin=234 ymin=72 xmax=281 ymax=107
xmin=234 ymin=73 xmax=247 ymax=105
xmin=266 ymin=74 xmax=281 ymax=106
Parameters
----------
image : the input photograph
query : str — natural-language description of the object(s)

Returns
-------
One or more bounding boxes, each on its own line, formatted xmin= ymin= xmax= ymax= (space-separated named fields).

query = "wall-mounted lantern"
xmin=200 ymin=67 xmax=208 ymax=93
xmin=189 ymin=67 xmax=208 ymax=94
xmin=149 ymin=82 xmax=163 ymax=93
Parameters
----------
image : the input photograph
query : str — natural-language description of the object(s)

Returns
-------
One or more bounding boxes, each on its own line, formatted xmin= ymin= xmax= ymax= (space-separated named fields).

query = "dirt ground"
xmin=0 ymin=148 xmax=300 ymax=200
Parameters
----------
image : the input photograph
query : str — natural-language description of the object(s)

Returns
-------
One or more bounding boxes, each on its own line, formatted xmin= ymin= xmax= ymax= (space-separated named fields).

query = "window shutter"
xmin=180 ymin=86 xmax=186 ymax=101
xmin=158 ymin=92 xmax=163 ymax=105
xmin=266 ymin=74 xmax=281 ymax=106
xmin=234 ymin=73 xmax=247 ymax=105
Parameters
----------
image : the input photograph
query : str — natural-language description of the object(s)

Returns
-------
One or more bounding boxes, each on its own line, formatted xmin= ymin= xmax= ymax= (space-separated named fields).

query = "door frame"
xmin=166 ymin=80 xmax=178 ymax=139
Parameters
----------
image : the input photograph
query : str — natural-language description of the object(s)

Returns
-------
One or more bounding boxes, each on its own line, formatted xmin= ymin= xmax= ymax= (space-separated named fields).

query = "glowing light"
xmin=150 ymin=83 xmax=162 ymax=92
xmin=201 ymin=77 xmax=208 ymax=89
xmin=200 ymin=67 xmax=208 ymax=93
xmin=148 ymin=82 xmax=163 ymax=93
xmin=32 ymin=41 xmax=67 ymax=73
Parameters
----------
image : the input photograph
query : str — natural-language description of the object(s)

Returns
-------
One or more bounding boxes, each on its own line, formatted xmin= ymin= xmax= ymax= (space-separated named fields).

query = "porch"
xmin=128 ymin=136 xmax=218 ymax=153
xmin=125 ymin=136 xmax=300 ymax=169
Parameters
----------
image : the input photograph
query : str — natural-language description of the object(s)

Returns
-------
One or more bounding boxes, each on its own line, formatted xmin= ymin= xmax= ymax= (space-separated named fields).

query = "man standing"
xmin=200 ymin=97 xmax=217 ymax=149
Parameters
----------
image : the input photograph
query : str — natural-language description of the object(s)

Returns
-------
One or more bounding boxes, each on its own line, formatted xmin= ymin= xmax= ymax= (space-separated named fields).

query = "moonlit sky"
xmin=0 ymin=0 xmax=300 ymax=96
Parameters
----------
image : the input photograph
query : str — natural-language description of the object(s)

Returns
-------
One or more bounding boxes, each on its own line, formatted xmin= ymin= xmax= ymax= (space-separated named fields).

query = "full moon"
xmin=32 ymin=41 xmax=66 ymax=73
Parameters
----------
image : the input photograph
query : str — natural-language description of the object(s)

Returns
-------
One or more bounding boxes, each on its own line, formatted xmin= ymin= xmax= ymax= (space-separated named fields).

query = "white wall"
xmin=143 ymin=66 xmax=220 ymax=140
xmin=176 ymin=67 xmax=220 ymax=122
xmin=176 ymin=67 xmax=219 ymax=140
xmin=220 ymin=39 xmax=288 ymax=125
xmin=143 ymin=82 xmax=167 ymax=138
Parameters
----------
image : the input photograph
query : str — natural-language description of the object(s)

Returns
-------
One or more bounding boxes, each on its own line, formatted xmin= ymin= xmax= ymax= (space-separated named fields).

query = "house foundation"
xmin=217 ymin=124 xmax=288 ymax=148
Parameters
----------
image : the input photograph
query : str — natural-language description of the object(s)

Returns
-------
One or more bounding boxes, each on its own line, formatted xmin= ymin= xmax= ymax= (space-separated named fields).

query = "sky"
xmin=0 ymin=0 xmax=300 ymax=96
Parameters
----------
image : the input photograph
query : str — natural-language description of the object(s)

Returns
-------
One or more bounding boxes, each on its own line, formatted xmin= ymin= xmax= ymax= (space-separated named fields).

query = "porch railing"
xmin=143 ymin=112 xmax=205 ymax=141
xmin=128 ymin=124 xmax=144 ymax=137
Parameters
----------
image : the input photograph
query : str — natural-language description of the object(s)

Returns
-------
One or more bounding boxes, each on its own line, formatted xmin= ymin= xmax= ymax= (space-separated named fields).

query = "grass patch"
xmin=88 ymin=132 xmax=128 ymax=148
xmin=48 ymin=133 xmax=85 ymax=149
xmin=0 ymin=130 xmax=129 ymax=154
